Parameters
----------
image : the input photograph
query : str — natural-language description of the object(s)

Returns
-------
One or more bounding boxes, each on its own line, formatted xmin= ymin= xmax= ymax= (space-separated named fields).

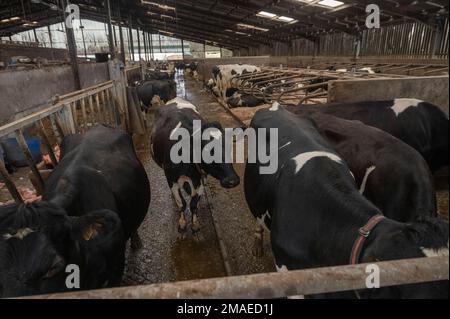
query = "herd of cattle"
xmin=0 ymin=63 xmax=448 ymax=299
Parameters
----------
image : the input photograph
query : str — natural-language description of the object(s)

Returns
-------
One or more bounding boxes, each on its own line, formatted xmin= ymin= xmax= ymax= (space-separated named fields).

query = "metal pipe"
xmin=137 ymin=27 xmax=141 ymax=61
xmin=62 ymin=0 xmax=81 ymax=90
xmin=128 ymin=16 xmax=134 ymax=61
xmin=105 ymin=0 xmax=115 ymax=60
xmin=29 ymin=257 xmax=448 ymax=299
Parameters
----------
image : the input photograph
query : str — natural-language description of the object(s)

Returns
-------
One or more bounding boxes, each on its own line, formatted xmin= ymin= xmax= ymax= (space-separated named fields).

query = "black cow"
xmin=225 ymin=88 xmax=264 ymax=108
xmin=291 ymin=99 xmax=449 ymax=173
xmin=0 ymin=125 xmax=150 ymax=298
xmin=245 ymin=104 xmax=449 ymax=299
xmin=151 ymin=97 xmax=239 ymax=235
xmin=297 ymin=110 xmax=437 ymax=222
xmin=136 ymin=79 xmax=177 ymax=108
xmin=145 ymin=70 xmax=174 ymax=81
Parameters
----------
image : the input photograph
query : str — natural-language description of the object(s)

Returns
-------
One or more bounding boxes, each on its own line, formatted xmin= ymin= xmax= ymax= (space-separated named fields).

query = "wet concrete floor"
xmin=123 ymin=73 xmax=275 ymax=286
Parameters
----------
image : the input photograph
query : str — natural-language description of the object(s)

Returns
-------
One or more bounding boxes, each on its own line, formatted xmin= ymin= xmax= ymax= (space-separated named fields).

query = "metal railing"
xmin=0 ymin=80 xmax=120 ymax=204
xmin=28 ymin=256 xmax=449 ymax=299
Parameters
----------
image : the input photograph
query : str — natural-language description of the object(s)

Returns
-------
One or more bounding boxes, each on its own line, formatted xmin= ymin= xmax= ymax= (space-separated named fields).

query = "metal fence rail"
xmin=28 ymin=257 xmax=449 ymax=299
xmin=0 ymin=80 xmax=120 ymax=204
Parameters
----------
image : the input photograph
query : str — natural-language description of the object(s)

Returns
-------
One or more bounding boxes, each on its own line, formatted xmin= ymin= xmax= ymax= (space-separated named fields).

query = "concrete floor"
xmin=123 ymin=73 xmax=275 ymax=286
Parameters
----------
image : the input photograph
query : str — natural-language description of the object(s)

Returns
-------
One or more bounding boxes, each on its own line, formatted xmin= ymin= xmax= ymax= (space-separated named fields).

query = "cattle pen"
xmin=0 ymin=0 xmax=449 ymax=303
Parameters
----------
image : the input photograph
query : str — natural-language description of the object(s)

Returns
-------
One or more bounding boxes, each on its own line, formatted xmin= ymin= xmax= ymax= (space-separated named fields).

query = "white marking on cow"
xmin=279 ymin=141 xmax=291 ymax=151
xmin=359 ymin=166 xmax=376 ymax=194
xmin=207 ymin=79 xmax=214 ymax=86
xmin=168 ymin=97 xmax=199 ymax=113
xmin=292 ymin=151 xmax=343 ymax=174
xmin=276 ymin=265 xmax=288 ymax=273
xmin=3 ymin=228 xmax=35 ymax=240
xmin=257 ymin=211 xmax=271 ymax=233
xmin=349 ymin=171 xmax=356 ymax=181
xmin=172 ymin=176 xmax=204 ymax=209
xmin=421 ymin=242 xmax=449 ymax=258
xmin=270 ymin=102 xmax=280 ymax=112
xmin=208 ymin=129 xmax=223 ymax=140
xmin=391 ymin=98 xmax=422 ymax=116
xmin=169 ymin=122 xmax=182 ymax=139
xmin=359 ymin=67 xmax=375 ymax=74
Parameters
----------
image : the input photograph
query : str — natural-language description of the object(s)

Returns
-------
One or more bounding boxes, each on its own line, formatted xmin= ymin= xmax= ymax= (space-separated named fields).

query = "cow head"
xmin=199 ymin=122 xmax=240 ymax=189
xmin=0 ymin=202 xmax=124 ymax=298
xmin=361 ymin=217 xmax=449 ymax=299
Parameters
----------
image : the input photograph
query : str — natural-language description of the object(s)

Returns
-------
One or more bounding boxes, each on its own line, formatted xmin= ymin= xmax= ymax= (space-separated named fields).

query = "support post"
xmin=128 ymin=16 xmax=134 ymax=61
xmin=118 ymin=24 xmax=126 ymax=63
xmin=181 ymin=38 xmax=185 ymax=61
xmin=106 ymin=0 xmax=116 ymax=60
xmin=143 ymin=31 xmax=148 ymax=61
xmin=80 ymin=25 xmax=88 ymax=59
xmin=62 ymin=0 xmax=81 ymax=90
xmin=137 ymin=27 xmax=141 ymax=61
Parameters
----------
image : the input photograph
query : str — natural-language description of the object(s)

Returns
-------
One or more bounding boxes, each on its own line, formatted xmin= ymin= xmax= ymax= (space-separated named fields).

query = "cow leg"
xmin=171 ymin=183 xmax=188 ymax=235
xmin=252 ymin=222 xmax=265 ymax=257
xmin=130 ymin=231 xmax=143 ymax=251
xmin=190 ymin=194 xmax=201 ymax=235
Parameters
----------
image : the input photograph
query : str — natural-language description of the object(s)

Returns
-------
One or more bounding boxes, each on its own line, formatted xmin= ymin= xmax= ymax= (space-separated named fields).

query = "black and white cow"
xmin=295 ymin=99 xmax=449 ymax=173
xmin=151 ymin=97 xmax=240 ymax=235
xmin=136 ymin=79 xmax=177 ymax=109
xmin=245 ymin=104 xmax=449 ymax=299
xmin=296 ymin=110 xmax=437 ymax=222
xmin=0 ymin=125 xmax=150 ymax=298
xmin=212 ymin=64 xmax=261 ymax=102
xmin=145 ymin=70 xmax=174 ymax=81
xmin=225 ymin=87 xmax=264 ymax=108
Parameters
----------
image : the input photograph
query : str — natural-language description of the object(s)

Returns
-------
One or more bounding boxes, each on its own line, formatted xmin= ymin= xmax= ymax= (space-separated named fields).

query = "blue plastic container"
xmin=0 ymin=137 xmax=42 ymax=167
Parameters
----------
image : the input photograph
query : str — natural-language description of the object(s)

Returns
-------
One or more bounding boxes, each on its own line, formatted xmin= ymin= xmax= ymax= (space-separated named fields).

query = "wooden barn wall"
xmin=239 ymin=20 xmax=449 ymax=60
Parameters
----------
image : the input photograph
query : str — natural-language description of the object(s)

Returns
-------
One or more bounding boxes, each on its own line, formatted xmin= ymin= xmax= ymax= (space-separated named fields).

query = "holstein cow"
xmin=212 ymin=64 xmax=261 ymax=102
xmin=0 ymin=125 xmax=150 ymax=298
xmin=225 ymin=87 xmax=264 ymax=108
xmin=245 ymin=104 xmax=449 ymax=299
xmin=151 ymin=97 xmax=240 ymax=235
xmin=145 ymin=70 xmax=174 ymax=81
xmin=296 ymin=110 xmax=437 ymax=222
xmin=298 ymin=99 xmax=449 ymax=173
xmin=136 ymin=79 xmax=177 ymax=109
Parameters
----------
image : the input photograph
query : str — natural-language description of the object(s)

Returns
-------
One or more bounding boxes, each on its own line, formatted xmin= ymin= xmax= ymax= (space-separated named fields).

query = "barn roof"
xmin=0 ymin=0 xmax=448 ymax=50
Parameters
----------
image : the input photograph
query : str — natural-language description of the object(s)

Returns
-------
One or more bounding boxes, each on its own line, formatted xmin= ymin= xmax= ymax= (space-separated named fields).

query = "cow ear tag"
xmin=83 ymin=219 xmax=105 ymax=241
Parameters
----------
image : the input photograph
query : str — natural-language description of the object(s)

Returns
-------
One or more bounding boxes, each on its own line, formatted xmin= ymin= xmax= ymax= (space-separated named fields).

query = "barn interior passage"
xmin=0 ymin=0 xmax=448 ymax=300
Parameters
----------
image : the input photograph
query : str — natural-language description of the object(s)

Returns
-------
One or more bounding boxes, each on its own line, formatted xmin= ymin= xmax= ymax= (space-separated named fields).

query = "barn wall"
xmin=239 ymin=20 xmax=449 ymax=60
xmin=328 ymin=76 xmax=449 ymax=113
xmin=0 ymin=62 xmax=109 ymax=125
xmin=0 ymin=43 xmax=68 ymax=64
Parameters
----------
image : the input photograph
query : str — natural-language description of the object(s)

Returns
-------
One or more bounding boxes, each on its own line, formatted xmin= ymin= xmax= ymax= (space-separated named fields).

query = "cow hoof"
xmin=177 ymin=231 xmax=187 ymax=240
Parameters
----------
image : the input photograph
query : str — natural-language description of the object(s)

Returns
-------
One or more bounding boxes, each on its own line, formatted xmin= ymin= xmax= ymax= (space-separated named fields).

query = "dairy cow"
xmin=225 ymin=88 xmax=264 ymax=108
xmin=293 ymin=99 xmax=449 ymax=172
xmin=296 ymin=110 xmax=437 ymax=222
xmin=245 ymin=104 xmax=449 ymax=299
xmin=136 ymin=79 xmax=177 ymax=109
xmin=212 ymin=64 xmax=261 ymax=102
xmin=0 ymin=125 xmax=150 ymax=298
xmin=151 ymin=98 xmax=240 ymax=235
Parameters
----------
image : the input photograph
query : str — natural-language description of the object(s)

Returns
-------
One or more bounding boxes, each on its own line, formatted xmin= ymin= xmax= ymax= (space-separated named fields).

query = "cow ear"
xmin=320 ymin=127 xmax=346 ymax=144
xmin=71 ymin=210 xmax=123 ymax=244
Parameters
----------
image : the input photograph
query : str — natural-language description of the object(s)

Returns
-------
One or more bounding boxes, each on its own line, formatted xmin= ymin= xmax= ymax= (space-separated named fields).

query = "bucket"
xmin=0 ymin=137 xmax=42 ymax=167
